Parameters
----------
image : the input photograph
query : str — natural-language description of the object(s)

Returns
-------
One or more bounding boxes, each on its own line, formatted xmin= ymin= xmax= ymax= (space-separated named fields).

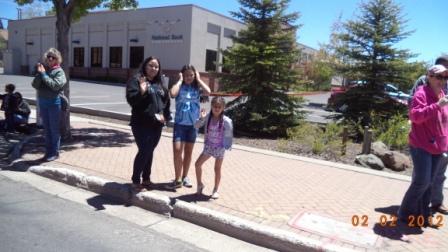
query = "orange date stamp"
xmin=351 ymin=215 xmax=444 ymax=227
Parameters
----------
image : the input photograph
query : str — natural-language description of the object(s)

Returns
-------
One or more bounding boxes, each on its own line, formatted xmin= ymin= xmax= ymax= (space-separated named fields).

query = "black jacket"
xmin=126 ymin=74 xmax=171 ymax=128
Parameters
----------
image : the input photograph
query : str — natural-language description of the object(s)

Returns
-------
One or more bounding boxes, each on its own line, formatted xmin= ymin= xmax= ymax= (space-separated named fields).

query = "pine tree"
xmin=331 ymin=0 xmax=416 ymax=126
xmin=218 ymin=0 xmax=305 ymax=137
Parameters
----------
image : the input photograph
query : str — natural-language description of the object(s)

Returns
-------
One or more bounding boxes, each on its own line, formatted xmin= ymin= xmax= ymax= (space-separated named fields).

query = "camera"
xmin=32 ymin=62 xmax=48 ymax=75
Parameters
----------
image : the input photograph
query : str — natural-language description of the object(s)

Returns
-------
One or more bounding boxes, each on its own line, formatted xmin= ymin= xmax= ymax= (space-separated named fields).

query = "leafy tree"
xmin=299 ymin=47 xmax=336 ymax=91
xmin=15 ymin=0 xmax=138 ymax=140
xmin=330 ymin=0 xmax=417 ymax=127
xmin=21 ymin=1 xmax=53 ymax=19
xmin=0 ymin=34 xmax=6 ymax=62
xmin=217 ymin=0 xmax=306 ymax=137
xmin=0 ymin=19 xmax=4 ymax=29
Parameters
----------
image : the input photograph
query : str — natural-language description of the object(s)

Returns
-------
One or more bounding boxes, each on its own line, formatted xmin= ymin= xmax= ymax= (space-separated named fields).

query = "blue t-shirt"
xmin=175 ymin=84 xmax=201 ymax=126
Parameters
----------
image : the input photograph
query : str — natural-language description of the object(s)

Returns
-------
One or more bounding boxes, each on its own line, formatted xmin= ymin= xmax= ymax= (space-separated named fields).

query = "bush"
xmin=371 ymin=114 xmax=410 ymax=150
xmin=284 ymin=122 xmax=348 ymax=157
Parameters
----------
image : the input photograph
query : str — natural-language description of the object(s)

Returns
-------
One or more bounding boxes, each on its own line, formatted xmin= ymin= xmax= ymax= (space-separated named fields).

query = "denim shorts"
xmin=173 ymin=124 xmax=198 ymax=143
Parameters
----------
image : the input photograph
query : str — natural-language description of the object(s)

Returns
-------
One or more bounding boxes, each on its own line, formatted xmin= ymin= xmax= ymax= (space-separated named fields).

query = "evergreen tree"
xmin=218 ymin=0 xmax=306 ymax=137
xmin=331 ymin=0 xmax=416 ymax=126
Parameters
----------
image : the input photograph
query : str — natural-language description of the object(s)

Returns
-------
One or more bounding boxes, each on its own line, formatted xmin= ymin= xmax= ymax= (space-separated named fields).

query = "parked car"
xmin=327 ymin=82 xmax=409 ymax=112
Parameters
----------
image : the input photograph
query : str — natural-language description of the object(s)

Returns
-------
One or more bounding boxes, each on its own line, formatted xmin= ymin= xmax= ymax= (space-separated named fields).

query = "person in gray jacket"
xmin=407 ymin=55 xmax=448 ymax=215
xmin=32 ymin=48 xmax=67 ymax=162
xmin=194 ymin=96 xmax=233 ymax=199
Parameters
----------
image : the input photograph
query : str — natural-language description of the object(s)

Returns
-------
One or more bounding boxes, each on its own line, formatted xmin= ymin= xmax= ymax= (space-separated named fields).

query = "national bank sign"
xmin=151 ymin=34 xmax=183 ymax=43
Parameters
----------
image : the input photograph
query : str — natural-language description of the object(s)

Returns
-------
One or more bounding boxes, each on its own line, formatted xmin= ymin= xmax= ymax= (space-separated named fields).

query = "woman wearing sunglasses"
xmin=398 ymin=64 xmax=448 ymax=226
xmin=32 ymin=47 xmax=67 ymax=162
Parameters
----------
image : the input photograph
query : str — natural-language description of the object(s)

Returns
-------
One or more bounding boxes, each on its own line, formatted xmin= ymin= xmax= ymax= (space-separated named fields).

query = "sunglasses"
xmin=431 ymin=75 xmax=448 ymax=81
xmin=46 ymin=55 xmax=57 ymax=60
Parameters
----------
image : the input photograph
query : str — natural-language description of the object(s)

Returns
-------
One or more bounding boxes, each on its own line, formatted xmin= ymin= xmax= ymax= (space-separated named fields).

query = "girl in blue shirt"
xmin=165 ymin=65 xmax=211 ymax=190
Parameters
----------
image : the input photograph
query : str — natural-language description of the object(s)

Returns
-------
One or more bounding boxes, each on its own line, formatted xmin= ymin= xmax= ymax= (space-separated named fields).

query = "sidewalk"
xmin=5 ymin=114 xmax=448 ymax=251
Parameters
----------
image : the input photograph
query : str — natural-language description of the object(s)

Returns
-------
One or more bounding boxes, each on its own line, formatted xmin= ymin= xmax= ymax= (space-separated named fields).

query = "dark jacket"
xmin=0 ymin=93 xmax=17 ymax=113
xmin=126 ymin=74 xmax=171 ymax=128
xmin=15 ymin=100 xmax=31 ymax=118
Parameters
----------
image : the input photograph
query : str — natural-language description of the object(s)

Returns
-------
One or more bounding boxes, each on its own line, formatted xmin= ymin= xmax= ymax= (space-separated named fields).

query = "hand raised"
xmin=438 ymin=96 xmax=448 ymax=108
xmin=140 ymin=76 xmax=148 ymax=94
xmin=200 ymin=108 xmax=207 ymax=119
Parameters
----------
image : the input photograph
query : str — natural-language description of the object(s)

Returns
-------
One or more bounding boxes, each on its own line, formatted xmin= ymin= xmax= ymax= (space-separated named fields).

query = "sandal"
xmin=142 ymin=180 xmax=158 ymax=189
xmin=196 ymin=184 xmax=205 ymax=196
xmin=131 ymin=183 xmax=147 ymax=193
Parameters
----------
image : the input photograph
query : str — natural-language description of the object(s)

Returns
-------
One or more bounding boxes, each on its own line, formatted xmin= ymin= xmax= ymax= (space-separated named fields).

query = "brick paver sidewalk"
xmin=20 ymin=117 xmax=448 ymax=251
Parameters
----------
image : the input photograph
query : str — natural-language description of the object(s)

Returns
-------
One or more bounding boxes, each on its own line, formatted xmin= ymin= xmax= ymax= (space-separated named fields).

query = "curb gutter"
xmin=11 ymin=163 xmax=352 ymax=252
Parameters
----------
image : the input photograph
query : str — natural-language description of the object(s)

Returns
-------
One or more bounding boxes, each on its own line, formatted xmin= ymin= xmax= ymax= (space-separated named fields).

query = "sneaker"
xmin=165 ymin=180 xmax=182 ymax=190
xmin=182 ymin=177 xmax=193 ymax=188
xmin=211 ymin=189 xmax=219 ymax=199
xmin=40 ymin=156 xmax=56 ymax=162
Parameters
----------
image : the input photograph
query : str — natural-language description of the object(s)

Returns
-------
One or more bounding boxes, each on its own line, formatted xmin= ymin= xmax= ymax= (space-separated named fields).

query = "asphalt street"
xmin=0 ymin=73 xmax=335 ymax=124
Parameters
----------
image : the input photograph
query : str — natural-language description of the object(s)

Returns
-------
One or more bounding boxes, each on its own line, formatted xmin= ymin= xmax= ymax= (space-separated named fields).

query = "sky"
xmin=0 ymin=0 xmax=446 ymax=63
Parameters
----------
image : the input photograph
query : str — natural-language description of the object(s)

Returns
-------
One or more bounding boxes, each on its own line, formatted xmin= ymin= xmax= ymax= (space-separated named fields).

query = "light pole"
xmin=16 ymin=8 xmax=22 ymax=20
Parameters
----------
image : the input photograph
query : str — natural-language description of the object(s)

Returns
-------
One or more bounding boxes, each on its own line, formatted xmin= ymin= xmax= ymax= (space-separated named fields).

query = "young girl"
xmin=165 ymin=65 xmax=211 ymax=190
xmin=194 ymin=97 xmax=233 ymax=199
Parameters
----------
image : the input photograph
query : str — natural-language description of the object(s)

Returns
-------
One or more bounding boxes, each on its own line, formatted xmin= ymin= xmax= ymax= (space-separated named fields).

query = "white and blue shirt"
xmin=174 ymin=84 xmax=202 ymax=126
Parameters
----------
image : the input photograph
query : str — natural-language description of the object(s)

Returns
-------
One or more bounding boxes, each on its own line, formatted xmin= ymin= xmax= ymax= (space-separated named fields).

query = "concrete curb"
xmin=27 ymin=166 xmax=173 ymax=216
xmin=23 ymin=166 xmax=351 ymax=252
xmin=172 ymin=200 xmax=350 ymax=252
xmin=8 ymin=128 xmax=43 ymax=164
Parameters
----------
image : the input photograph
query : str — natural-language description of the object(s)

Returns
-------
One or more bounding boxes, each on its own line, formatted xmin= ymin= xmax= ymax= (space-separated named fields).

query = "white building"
xmin=4 ymin=4 xmax=316 ymax=90
xmin=4 ymin=4 xmax=246 ymax=89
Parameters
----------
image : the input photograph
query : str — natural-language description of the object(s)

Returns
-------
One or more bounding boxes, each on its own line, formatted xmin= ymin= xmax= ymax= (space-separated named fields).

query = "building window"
xmin=207 ymin=23 xmax=221 ymax=35
xmin=73 ymin=48 xmax=84 ymax=67
xmin=91 ymin=47 xmax=103 ymax=67
xmin=109 ymin=47 xmax=122 ymax=68
xmin=205 ymin=49 xmax=217 ymax=72
xmin=130 ymin=47 xmax=144 ymax=68
xmin=224 ymin=28 xmax=236 ymax=38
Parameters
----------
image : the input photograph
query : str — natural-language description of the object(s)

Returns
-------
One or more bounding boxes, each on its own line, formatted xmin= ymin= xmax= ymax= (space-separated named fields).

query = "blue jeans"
xmin=5 ymin=112 xmax=15 ymax=132
xmin=131 ymin=124 xmax=162 ymax=184
xmin=398 ymin=146 xmax=442 ymax=221
xmin=432 ymin=156 xmax=448 ymax=206
xmin=14 ymin=114 xmax=29 ymax=124
xmin=39 ymin=100 xmax=61 ymax=157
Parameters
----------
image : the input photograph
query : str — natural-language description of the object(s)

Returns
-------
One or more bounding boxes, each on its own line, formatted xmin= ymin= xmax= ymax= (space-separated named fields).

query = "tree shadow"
xmin=22 ymin=127 xmax=134 ymax=157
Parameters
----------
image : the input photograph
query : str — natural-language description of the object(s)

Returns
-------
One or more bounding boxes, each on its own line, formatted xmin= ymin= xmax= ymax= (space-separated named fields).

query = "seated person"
xmin=13 ymin=92 xmax=31 ymax=125
xmin=0 ymin=84 xmax=17 ymax=132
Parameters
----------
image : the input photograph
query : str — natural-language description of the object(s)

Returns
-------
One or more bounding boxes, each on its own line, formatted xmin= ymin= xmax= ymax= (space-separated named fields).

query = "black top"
xmin=126 ymin=74 xmax=171 ymax=128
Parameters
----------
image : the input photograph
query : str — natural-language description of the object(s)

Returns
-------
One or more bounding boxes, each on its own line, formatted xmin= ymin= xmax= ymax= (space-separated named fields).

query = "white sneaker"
xmin=211 ymin=189 xmax=219 ymax=199
xmin=182 ymin=177 xmax=193 ymax=188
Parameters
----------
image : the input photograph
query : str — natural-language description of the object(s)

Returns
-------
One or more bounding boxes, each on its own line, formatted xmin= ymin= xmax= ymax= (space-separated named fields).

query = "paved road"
xmin=0 ymin=73 xmax=335 ymax=124
xmin=0 ymin=170 xmax=272 ymax=252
